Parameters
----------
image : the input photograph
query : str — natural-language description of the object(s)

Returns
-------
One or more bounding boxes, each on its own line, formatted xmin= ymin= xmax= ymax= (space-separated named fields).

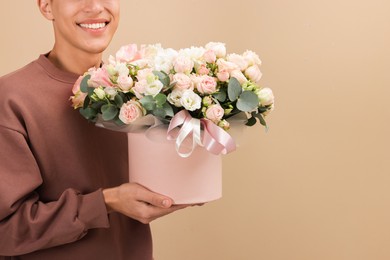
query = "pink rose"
xmin=205 ymin=104 xmax=224 ymax=123
xmin=117 ymin=74 xmax=134 ymax=92
xmin=132 ymin=79 xmax=148 ymax=99
xmin=245 ymin=65 xmax=262 ymax=84
xmin=217 ymin=70 xmax=230 ymax=82
xmin=119 ymin=100 xmax=145 ymax=124
xmin=173 ymin=73 xmax=193 ymax=90
xmin=216 ymin=59 xmax=239 ymax=74
xmin=196 ymin=63 xmax=210 ymax=75
xmin=72 ymin=75 xmax=84 ymax=95
xmin=88 ymin=67 xmax=113 ymax=88
xmin=194 ymin=75 xmax=217 ymax=94
xmin=174 ymin=55 xmax=194 ymax=74
xmin=115 ymin=44 xmax=141 ymax=63
xmin=70 ymin=76 xmax=87 ymax=108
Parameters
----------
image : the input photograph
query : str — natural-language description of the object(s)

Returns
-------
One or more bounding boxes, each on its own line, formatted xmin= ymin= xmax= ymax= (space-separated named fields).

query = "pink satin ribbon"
xmin=167 ymin=110 xmax=236 ymax=157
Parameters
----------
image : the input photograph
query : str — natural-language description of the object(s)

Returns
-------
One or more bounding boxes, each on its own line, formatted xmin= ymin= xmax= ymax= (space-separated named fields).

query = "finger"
xmin=135 ymin=185 xmax=174 ymax=208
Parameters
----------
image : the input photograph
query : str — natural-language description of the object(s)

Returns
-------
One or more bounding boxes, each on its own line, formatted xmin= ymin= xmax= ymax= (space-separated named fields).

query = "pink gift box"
xmin=127 ymin=132 xmax=222 ymax=204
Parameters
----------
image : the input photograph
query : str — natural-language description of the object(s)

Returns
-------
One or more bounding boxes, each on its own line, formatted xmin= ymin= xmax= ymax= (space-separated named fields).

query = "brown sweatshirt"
xmin=0 ymin=55 xmax=153 ymax=259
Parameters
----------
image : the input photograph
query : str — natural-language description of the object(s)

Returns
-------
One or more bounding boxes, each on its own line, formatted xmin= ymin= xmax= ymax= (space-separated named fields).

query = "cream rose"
xmin=194 ymin=75 xmax=217 ymax=94
xmin=205 ymin=42 xmax=226 ymax=58
xmin=174 ymin=55 xmax=194 ymax=74
xmin=257 ymin=87 xmax=274 ymax=106
xmin=245 ymin=65 xmax=262 ymax=84
xmin=173 ymin=73 xmax=193 ymax=90
xmin=205 ymin=104 xmax=224 ymax=123
xmin=227 ymin=53 xmax=248 ymax=71
xmin=119 ymin=100 xmax=146 ymax=124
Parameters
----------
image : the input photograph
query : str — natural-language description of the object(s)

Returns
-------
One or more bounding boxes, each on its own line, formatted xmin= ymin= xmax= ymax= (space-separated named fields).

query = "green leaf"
xmin=90 ymin=101 xmax=105 ymax=110
xmin=163 ymin=102 xmax=174 ymax=117
xmin=101 ymin=104 xmax=118 ymax=121
xmin=245 ymin=116 xmax=257 ymax=126
xmin=255 ymin=113 xmax=268 ymax=128
xmin=155 ymin=93 xmax=167 ymax=107
xmin=153 ymin=70 xmax=170 ymax=86
xmin=227 ymin=77 xmax=242 ymax=101
xmin=153 ymin=107 xmax=166 ymax=118
xmin=80 ymin=74 xmax=91 ymax=93
xmin=213 ymin=90 xmax=227 ymax=102
xmin=79 ymin=107 xmax=97 ymax=120
xmin=237 ymin=91 xmax=259 ymax=112
xmin=82 ymin=95 xmax=90 ymax=110
xmin=114 ymin=94 xmax=124 ymax=108
xmin=258 ymin=106 xmax=268 ymax=113
xmin=139 ymin=96 xmax=156 ymax=111
xmin=87 ymin=87 xmax=95 ymax=96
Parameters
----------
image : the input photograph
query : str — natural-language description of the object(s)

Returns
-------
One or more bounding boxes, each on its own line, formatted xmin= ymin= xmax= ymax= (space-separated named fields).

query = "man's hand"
xmin=102 ymin=183 xmax=189 ymax=224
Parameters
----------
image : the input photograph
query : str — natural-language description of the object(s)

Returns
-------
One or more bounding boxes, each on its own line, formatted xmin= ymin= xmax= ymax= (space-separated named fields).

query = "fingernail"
xmin=162 ymin=199 xmax=170 ymax=207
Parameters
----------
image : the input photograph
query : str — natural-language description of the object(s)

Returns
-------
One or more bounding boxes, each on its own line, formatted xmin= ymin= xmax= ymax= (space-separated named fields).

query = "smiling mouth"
xmin=78 ymin=22 xmax=109 ymax=29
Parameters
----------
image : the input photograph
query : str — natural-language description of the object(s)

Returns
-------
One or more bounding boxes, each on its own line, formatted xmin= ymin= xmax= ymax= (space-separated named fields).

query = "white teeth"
xmin=79 ymin=23 xmax=106 ymax=29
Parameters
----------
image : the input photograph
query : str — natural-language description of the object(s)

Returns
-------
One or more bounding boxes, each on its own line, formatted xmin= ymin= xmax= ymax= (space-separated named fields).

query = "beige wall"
xmin=1 ymin=1 xmax=390 ymax=260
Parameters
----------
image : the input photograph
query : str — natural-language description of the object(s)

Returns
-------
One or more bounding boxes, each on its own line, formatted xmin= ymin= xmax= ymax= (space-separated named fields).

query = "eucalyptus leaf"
xmin=82 ymin=95 xmax=90 ymax=110
xmin=155 ymin=93 xmax=167 ymax=107
xmin=227 ymin=77 xmax=242 ymax=101
xmin=114 ymin=94 xmax=124 ymax=108
xmin=91 ymin=101 xmax=105 ymax=110
xmin=163 ymin=102 xmax=174 ymax=117
xmin=80 ymin=74 xmax=91 ymax=93
xmin=101 ymin=104 xmax=118 ymax=121
xmin=237 ymin=91 xmax=259 ymax=112
xmin=80 ymin=107 xmax=97 ymax=120
xmin=153 ymin=70 xmax=170 ymax=86
xmin=213 ymin=90 xmax=227 ymax=102
xmin=139 ymin=96 xmax=156 ymax=111
xmin=153 ymin=107 xmax=166 ymax=118
xmin=87 ymin=87 xmax=95 ymax=96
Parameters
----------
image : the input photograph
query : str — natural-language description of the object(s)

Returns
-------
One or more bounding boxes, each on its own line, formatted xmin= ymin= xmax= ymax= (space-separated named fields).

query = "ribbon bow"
xmin=167 ymin=110 xmax=236 ymax=158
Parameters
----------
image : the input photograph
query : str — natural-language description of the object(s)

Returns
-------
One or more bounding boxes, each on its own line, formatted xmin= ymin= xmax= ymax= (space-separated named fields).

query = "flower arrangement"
xmin=70 ymin=42 xmax=274 ymax=156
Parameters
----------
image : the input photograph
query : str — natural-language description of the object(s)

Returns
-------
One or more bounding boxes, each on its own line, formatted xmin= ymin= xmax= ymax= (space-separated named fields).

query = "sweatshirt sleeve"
xmin=0 ymin=126 xmax=110 ymax=256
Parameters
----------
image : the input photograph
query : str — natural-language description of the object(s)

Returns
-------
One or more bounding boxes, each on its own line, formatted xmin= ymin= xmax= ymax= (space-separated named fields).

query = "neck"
xmin=48 ymin=45 xmax=103 ymax=75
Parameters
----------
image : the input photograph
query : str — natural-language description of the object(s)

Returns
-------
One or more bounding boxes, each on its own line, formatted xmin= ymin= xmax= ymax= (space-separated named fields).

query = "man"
xmin=0 ymin=1 xmax=188 ymax=259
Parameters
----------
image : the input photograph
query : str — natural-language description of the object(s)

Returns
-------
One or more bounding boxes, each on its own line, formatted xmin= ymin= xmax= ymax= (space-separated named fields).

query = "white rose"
xmin=174 ymin=55 xmax=194 ymax=74
xmin=230 ymin=70 xmax=248 ymax=85
xmin=257 ymin=87 xmax=274 ymax=106
xmin=180 ymin=90 xmax=202 ymax=111
xmin=245 ymin=65 xmax=262 ymax=84
xmin=180 ymin=46 xmax=205 ymax=63
xmin=227 ymin=53 xmax=249 ymax=71
xmin=205 ymin=42 xmax=226 ymax=58
xmin=243 ymin=50 xmax=262 ymax=66
xmin=117 ymin=75 xmax=134 ymax=92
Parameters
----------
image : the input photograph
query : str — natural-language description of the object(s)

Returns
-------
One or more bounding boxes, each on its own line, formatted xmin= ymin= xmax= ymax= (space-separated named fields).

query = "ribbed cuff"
xmin=78 ymin=189 xmax=110 ymax=230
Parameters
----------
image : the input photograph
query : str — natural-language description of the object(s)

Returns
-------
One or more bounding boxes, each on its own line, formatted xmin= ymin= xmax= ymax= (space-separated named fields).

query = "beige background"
xmin=1 ymin=1 xmax=390 ymax=260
